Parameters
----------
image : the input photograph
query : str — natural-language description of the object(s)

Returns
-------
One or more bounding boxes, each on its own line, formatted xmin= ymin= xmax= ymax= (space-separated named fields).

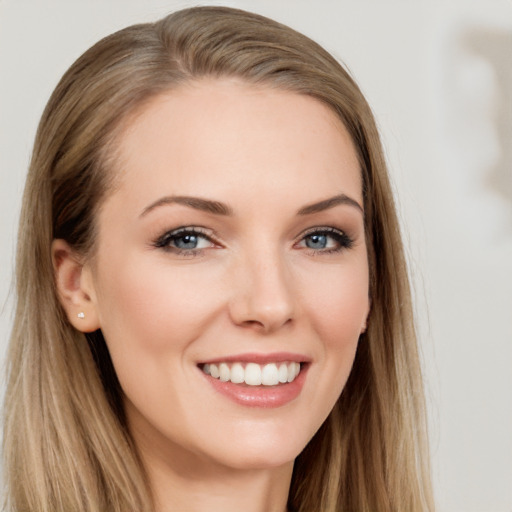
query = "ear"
xmin=52 ymin=239 xmax=101 ymax=333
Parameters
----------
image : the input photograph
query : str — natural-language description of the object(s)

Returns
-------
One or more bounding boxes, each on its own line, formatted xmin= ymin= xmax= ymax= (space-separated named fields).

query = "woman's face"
xmin=83 ymin=79 xmax=369 ymax=472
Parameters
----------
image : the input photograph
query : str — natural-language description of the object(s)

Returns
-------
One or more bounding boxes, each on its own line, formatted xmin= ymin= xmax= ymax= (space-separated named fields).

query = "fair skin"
xmin=53 ymin=79 xmax=369 ymax=512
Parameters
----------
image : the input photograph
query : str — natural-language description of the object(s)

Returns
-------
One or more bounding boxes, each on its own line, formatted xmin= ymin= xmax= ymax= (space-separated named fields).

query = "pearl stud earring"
xmin=77 ymin=312 xmax=85 ymax=319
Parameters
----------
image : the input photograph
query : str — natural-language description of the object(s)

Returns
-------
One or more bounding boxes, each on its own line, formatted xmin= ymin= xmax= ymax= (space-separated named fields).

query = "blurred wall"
xmin=1 ymin=1 xmax=511 ymax=510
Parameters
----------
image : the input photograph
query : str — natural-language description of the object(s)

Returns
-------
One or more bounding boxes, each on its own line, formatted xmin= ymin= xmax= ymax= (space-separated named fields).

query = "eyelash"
xmin=153 ymin=227 xmax=215 ymax=257
xmin=297 ymin=227 xmax=354 ymax=254
xmin=152 ymin=226 xmax=354 ymax=257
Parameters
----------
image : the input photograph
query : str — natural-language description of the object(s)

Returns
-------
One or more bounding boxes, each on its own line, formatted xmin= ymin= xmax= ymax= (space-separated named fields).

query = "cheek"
xmin=300 ymin=260 xmax=369 ymax=341
xmin=93 ymin=254 xmax=226 ymax=357
xmin=285 ymin=262 xmax=368 ymax=442
xmin=300 ymin=259 xmax=369 ymax=397
xmin=92 ymin=255 xmax=229 ymax=426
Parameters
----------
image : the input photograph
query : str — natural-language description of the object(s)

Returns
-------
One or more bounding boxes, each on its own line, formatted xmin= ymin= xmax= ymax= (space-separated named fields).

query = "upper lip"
xmin=198 ymin=352 xmax=311 ymax=365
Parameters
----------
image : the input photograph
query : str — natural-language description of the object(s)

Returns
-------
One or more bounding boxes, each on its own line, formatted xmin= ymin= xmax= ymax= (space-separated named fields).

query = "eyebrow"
xmin=297 ymin=194 xmax=363 ymax=215
xmin=140 ymin=192 xmax=363 ymax=218
xmin=140 ymin=196 xmax=233 ymax=217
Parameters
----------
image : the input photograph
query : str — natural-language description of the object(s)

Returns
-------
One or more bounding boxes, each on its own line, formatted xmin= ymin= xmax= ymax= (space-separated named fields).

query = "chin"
xmin=204 ymin=424 xmax=313 ymax=471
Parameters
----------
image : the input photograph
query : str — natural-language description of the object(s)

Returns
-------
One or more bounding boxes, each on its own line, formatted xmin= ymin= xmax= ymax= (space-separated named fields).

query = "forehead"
xmin=108 ymin=79 xmax=362 ymax=210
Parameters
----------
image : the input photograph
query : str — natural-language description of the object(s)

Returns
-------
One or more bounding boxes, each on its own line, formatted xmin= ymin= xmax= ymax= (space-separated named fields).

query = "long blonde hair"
xmin=3 ymin=6 xmax=434 ymax=511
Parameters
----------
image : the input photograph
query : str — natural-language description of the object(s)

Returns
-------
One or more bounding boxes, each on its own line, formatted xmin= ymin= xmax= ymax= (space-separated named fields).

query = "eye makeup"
xmin=151 ymin=223 xmax=355 ymax=259
xmin=152 ymin=226 xmax=218 ymax=257
xmin=295 ymin=226 xmax=354 ymax=255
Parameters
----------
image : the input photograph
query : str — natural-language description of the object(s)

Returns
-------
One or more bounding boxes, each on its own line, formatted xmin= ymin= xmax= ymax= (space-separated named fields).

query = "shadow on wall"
xmin=463 ymin=28 xmax=512 ymax=211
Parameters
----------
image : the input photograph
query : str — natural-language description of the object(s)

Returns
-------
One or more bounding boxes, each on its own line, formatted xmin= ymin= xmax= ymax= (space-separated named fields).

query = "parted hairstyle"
xmin=3 ymin=6 xmax=434 ymax=512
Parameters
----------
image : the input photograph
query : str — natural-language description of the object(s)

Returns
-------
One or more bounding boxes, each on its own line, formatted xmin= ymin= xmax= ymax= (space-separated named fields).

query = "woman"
xmin=3 ymin=6 xmax=434 ymax=512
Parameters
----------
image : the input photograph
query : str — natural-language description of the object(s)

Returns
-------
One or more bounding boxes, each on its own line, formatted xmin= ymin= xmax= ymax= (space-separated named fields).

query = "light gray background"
xmin=1 ymin=1 xmax=511 ymax=510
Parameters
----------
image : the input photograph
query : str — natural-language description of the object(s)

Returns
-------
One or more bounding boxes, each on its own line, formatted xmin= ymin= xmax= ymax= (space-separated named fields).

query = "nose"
xmin=228 ymin=249 xmax=296 ymax=334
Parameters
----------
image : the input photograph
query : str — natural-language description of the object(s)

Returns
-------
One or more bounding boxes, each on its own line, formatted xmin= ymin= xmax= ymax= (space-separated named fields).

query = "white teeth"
xmin=230 ymin=363 xmax=245 ymax=384
xmin=261 ymin=363 xmax=279 ymax=386
xmin=219 ymin=363 xmax=230 ymax=382
xmin=245 ymin=363 xmax=262 ymax=385
xmin=287 ymin=362 xmax=295 ymax=383
xmin=278 ymin=363 xmax=288 ymax=383
xmin=210 ymin=364 xmax=220 ymax=378
xmin=201 ymin=361 xmax=302 ymax=386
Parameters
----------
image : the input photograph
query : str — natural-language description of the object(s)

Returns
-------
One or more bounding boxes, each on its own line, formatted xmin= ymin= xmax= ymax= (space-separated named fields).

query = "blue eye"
xmin=299 ymin=228 xmax=353 ymax=253
xmin=305 ymin=233 xmax=329 ymax=249
xmin=154 ymin=228 xmax=214 ymax=254
xmin=173 ymin=233 xmax=202 ymax=250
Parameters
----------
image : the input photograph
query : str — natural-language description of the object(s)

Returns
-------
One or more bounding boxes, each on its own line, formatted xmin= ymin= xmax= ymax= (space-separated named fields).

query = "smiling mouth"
xmin=200 ymin=361 xmax=302 ymax=386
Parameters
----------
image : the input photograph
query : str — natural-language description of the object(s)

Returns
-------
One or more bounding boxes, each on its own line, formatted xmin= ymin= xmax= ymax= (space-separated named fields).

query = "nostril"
xmin=239 ymin=316 xmax=293 ymax=334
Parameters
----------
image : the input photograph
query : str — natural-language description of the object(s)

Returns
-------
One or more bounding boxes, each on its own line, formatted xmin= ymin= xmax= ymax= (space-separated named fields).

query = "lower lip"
xmin=200 ymin=365 xmax=309 ymax=408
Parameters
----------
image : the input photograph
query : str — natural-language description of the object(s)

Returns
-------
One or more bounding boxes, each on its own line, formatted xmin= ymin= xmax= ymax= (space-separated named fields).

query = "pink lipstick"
xmin=198 ymin=352 xmax=310 ymax=408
